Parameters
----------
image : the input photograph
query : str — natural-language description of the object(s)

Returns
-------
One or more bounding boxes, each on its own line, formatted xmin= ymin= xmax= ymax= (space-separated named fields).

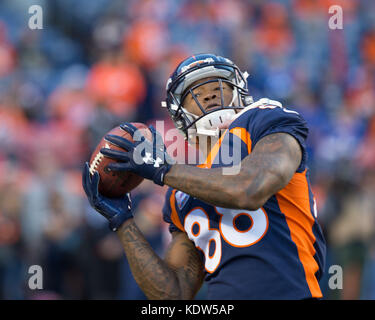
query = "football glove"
xmin=100 ymin=122 xmax=176 ymax=186
xmin=82 ymin=162 xmax=133 ymax=232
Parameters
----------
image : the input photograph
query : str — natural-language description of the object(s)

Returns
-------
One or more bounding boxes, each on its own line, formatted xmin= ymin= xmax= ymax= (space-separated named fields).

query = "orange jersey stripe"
xmin=276 ymin=170 xmax=322 ymax=298
xmin=170 ymin=189 xmax=185 ymax=232
xmin=229 ymin=127 xmax=252 ymax=154
xmin=199 ymin=127 xmax=251 ymax=169
xmin=200 ymin=129 xmax=228 ymax=169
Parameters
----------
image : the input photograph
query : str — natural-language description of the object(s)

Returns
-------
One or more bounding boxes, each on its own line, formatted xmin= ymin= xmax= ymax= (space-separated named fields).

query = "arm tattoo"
xmin=241 ymin=133 xmax=301 ymax=205
xmin=164 ymin=132 xmax=302 ymax=209
xmin=117 ymin=220 xmax=180 ymax=299
xmin=117 ymin=221 xmax=203 ymax=299
xmin=165 ymin=239 xmax=204 ymax=299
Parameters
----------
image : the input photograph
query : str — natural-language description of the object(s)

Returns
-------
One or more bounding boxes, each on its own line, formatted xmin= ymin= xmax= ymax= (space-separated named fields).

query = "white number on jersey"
xmin=185 ymin=207 xmax=268 ymax=273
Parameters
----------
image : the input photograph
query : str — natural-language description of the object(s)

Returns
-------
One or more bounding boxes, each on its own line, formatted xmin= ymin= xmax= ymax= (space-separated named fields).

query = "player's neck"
xmin=197 ymin=135 xmax=218 ymax=164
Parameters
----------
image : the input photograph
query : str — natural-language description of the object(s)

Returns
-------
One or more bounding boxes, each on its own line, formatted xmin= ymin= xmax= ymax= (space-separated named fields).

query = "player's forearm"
xmin=164 ymin=164 xmax=257 ymax=209
xmin=116 ymin=219 xmax=182 ymax=299
xmin=164 ymin=133 xmax=300 ymax=210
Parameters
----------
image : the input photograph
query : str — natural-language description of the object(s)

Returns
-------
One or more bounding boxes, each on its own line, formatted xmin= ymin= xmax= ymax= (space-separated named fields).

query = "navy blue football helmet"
xmin=162 ymin=53 xmax=252 ymax=140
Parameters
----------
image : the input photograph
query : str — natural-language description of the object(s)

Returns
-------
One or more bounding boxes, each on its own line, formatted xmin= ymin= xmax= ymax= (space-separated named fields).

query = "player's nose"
xmin=203 ymin=92 xmax=217 ymax=102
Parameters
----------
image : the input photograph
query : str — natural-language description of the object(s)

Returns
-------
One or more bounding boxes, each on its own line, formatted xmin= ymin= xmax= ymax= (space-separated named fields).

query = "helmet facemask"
xmin=164 ymin=61 xmax=252 ymax=143
xmin=180 ymin=78 xmax=242 ymax=138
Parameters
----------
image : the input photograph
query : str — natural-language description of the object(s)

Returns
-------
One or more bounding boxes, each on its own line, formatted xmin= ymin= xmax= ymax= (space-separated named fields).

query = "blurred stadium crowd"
xmin=0 ymin=0 xmax=374 ymax=300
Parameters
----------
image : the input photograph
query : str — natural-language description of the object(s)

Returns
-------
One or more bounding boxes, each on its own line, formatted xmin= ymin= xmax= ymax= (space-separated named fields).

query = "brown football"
xmin=89 ymin=123 xmax=151 ymax=198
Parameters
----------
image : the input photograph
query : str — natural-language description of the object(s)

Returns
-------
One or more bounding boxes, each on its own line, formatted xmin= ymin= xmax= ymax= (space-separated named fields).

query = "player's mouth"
xmin=205 ymin=103 xmax=221 ymax=111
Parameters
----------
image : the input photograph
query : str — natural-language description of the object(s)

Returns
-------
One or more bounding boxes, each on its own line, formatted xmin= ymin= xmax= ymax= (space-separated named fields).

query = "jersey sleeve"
xmin=162 ymin=187 xmax=184 ymax=234
xmin=238 ymin=104 xmax=309 ymax=172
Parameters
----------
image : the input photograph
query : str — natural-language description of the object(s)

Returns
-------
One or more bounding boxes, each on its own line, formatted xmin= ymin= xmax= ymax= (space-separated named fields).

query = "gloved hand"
xmin=100 ymin=122 xmax=176 ymax=186
xmin=82 ymin=162 xmax=133 ymax=232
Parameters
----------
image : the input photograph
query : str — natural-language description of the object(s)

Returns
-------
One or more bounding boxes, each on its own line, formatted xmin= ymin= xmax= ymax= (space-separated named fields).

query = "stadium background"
xmin=0 ymin=0 xmax=374 ymax=300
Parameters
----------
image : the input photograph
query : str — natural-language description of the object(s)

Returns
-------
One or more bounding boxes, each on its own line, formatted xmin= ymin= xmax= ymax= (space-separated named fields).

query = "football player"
xmin=82 ymin=54 xmax=326 ymax=299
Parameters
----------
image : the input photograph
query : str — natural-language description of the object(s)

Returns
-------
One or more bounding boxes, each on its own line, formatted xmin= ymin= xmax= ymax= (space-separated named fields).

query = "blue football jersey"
xmin=163 ymin=100 xmax=326 ymax=299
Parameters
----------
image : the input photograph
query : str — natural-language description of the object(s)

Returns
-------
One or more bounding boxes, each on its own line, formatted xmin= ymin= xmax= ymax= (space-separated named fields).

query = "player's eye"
xmin=215 ymin=86 xmax=226 ymax=91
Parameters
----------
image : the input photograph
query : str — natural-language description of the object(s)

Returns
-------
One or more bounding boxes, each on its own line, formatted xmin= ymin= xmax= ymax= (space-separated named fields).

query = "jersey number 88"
xmin=184 ymin=207 xmax=269 ymax=273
